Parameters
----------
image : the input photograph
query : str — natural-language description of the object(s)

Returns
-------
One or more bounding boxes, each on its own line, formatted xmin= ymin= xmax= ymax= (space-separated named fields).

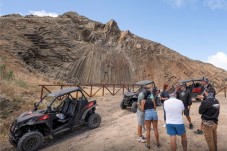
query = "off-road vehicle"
xmin=178 ymin=78 xmax=204 ymax=101
xmin=9 ymin=87 xmax=101 ymax=151
xmin=120 ymin=80 xmax=161 ymax=113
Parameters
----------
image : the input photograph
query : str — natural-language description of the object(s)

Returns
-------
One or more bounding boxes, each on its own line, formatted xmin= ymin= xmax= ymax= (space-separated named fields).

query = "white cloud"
xmin=174 ymin=0 xmax=187 ymax=7
xmin=207 ymin=52 xmax=227 ymax=71
xmin=163 ymin=0 xmax=227 ymax=9
xmin=203 ymin=0 xmax=227 ymax=10
xmin=163 ymin=0 xmax=188 ymax=7
xmin=29 ymin=10 xmax=58 ymax=17
xmin=163 ymin=0 xmax=200 ymax=7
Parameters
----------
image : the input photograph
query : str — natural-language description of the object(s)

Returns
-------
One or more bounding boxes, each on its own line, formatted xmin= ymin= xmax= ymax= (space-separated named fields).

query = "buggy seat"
xmin=58 ymin=98 xmax=77 ymax=123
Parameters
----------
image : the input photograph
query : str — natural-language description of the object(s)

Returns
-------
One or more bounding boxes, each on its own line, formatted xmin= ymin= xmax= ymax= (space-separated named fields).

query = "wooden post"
xmin=90 ymin=85 xmax=93 ymax=97
xmin=40 ymin=86 xmax=43 ymax=99
xmin=102 ymin=85 xmax=104 ymax=96
xmin=225 ymin=87 xmax=226 ymax=98
xmin=113 ymin=84 xmax=115 ymax=95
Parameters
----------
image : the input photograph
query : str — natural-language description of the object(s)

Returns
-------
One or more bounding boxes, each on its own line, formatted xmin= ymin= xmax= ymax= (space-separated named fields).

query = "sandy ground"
xmin=1 ymin=94 xmax=227 ymax=151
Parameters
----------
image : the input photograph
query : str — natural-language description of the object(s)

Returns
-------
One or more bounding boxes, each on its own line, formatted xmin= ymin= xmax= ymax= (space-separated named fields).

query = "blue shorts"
xmin=145 ymin=109 xmax=158 ymax=121
xmin=166 ymin=124 xmax=186 ymax=135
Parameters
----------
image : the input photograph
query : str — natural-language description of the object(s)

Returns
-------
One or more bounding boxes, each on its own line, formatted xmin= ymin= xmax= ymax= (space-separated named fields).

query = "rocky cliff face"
xmin=0 ymin=12 xmax=227 ymax=87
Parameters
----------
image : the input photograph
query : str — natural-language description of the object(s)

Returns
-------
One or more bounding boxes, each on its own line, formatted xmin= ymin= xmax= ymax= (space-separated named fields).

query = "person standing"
xmin=160 ymin=84 xmax=170 ymax=127
xmin=164 ymin=91 xmax=187 ymax=151
xmin=141 ymin=87 xmax=160 ymax=148
xmin=137 ymin=86 xmax=151 ymax=143
xmin=177 ymin=84 xmax=193 ymax=129
xmin=195 ymin=77 xmax=216 ymax=134
xmin=199 ymin=87 xmax=220 ymax=151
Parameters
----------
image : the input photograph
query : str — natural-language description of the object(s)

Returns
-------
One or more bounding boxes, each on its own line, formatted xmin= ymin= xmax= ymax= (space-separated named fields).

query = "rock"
xmin=0 ymin=12 xmax=227 ymax=87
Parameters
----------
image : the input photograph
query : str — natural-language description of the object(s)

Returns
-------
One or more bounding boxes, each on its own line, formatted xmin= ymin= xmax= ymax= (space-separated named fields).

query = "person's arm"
xmin=197 ymin=86 xmax=205 ymax=100
xmin=153 ymin=99 xmax=156 ymax=110
xmin=197 ymin=94 xmax=204 ymax=100
xmin=160 ymin=91 xmax=169 ymax=101
xmin=150 ymin=94 xmax=156 ymax=110
xmin=182 ymin=102 xmax=185 ymax=111
xmin=140 ymin=99 xmax=145 ymax=112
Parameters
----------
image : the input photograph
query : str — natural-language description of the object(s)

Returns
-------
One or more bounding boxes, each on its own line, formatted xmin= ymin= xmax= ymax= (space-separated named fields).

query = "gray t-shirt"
xmin=137 ymin=92 xmax=145 ymax=104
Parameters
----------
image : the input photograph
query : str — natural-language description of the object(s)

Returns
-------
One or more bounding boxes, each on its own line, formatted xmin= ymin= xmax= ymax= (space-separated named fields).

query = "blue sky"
xmin=0 ymin=0 xmax=227 ymax=70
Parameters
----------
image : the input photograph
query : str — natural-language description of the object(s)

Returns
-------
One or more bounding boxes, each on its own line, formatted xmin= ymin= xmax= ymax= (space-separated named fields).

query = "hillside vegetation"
xmin=0 ymin=52 xmax=52 ymax=142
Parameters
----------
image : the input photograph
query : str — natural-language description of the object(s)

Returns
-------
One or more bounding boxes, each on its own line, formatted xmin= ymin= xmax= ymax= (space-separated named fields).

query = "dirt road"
xmin=1 ymin=94 xmax=227 ymax=151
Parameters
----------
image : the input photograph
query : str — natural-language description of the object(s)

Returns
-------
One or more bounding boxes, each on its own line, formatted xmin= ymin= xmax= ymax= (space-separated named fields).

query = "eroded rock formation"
xmin=0 ymin=12 xmax=227 ymax=87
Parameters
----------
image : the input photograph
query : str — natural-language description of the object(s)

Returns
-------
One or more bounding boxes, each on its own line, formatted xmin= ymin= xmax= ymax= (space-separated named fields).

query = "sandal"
xmin=145 ymin=144 xmax=151 ymax=149
xmin=157 ymin=144 xmax=161 ymax=148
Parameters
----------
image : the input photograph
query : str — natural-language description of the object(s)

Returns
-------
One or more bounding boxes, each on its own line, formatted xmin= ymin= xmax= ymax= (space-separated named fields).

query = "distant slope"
xmin=0 ymin=12 xmax=227 ymax=87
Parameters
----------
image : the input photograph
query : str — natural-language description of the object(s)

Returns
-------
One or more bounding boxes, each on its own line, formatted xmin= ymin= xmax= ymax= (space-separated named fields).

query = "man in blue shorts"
xmin=164 ymin=91 xmax=187 ymax=151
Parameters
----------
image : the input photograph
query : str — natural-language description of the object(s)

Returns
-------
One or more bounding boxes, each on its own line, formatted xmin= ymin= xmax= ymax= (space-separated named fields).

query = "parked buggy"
xmin=178 ymin=78 xmax=204 ymax=101
xmin=120 ymin=80 xmax=161 ymax=113
xmin=9 ymin=87 xmax=101 ymax=151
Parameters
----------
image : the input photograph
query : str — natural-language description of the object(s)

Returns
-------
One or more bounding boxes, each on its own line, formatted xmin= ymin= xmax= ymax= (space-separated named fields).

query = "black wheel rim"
xmin=23 ymin=136 xmax=40 ymax=150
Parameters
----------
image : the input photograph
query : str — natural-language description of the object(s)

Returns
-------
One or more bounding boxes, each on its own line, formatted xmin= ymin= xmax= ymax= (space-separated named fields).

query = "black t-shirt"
xmin=199 ymin=98 xmax=220 ymax=124
xmin=177 ymin=89 xmax=192 ymax=106
xmin=144 ymin=97 xmax=154 ymax=110
xmin=160 ymin=90 xmax=169 ymax=103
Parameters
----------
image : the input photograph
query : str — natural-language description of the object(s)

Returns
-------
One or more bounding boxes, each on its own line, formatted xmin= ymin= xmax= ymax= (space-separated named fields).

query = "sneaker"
xmin=138 ymin=137 xmax=146 ymax=143
xmin=163 ymin=124 xmax=166 ymax=128
xmin=189 ymin=124 xmax=193 ymax=129
xmin=194 ymin=129 xmax=203 ymax=135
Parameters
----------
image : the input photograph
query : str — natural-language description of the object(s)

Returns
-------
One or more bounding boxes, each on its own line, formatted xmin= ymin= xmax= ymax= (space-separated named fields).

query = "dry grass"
xmin=0 ymin=51 xmax=55 ymax=142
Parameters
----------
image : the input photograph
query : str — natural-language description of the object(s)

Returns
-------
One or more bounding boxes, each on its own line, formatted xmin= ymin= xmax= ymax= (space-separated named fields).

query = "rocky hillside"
xmin=0 ymin=12 xmax=227 ymax=87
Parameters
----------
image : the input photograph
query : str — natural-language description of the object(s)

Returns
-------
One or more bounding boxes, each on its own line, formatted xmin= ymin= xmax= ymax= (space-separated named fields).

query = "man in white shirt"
xmin=164 ymin=91 xmax=187 ymax=151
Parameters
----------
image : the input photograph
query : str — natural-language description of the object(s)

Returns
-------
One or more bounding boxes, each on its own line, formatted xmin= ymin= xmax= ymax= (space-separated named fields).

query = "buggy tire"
xmin=131 ymin=102 xmax=137 ymax=113
xmin=17 ymin=131 xmax=43 ymax=151
xmin=120 ymin=99 xmax=127 ymax=109
xmin=87 ymin=113 xmax=101 ymax=129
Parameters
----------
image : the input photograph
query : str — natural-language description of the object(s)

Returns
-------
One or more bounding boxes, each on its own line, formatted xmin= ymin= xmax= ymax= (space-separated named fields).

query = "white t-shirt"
xmin=164 ymin=97 xmax=185 ymax=124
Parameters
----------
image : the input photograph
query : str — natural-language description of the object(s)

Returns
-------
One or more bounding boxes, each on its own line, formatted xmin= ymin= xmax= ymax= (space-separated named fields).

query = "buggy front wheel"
xmin=131 ymin=102 xmax=137 ymax=113
xmin=87 ymin=113 xmax=101 ymax=129
xmin=17 ymin=131 xmax=43 ymax=151
xmin=120 ymin=99 xmax=127 ymax=109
